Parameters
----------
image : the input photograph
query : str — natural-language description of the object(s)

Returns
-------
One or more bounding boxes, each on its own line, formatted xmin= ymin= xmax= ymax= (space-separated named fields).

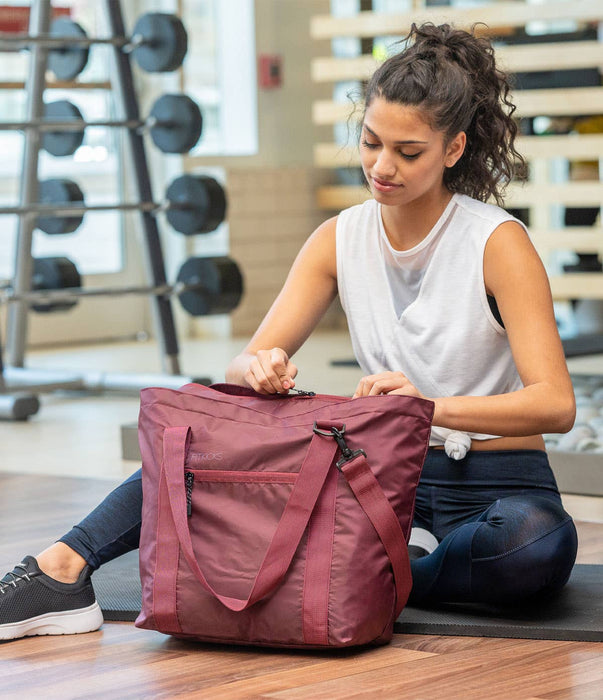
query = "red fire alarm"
xmin=258 ymin=54 xmax=282 ymax=89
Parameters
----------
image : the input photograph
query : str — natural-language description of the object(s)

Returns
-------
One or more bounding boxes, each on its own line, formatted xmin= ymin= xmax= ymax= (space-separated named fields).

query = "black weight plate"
xmin=131 ymin=13 xmax=188 ymax=73
xmin=32 ymin=256 xmax=81 ymax=313
xmin=177 ymin=256 xmax=243 ymax=316
xmin=165 ymin=175 xmax=227 ymax=235
xmin=149 ymin=94 xmax=202 ymax=154
xmin=42 ymin=100 xmax=85 ymax=157
xmin=48 ymin=17 xmax=90 ymax=81
xmin=37 ymin=178 xmax=85 ymax=235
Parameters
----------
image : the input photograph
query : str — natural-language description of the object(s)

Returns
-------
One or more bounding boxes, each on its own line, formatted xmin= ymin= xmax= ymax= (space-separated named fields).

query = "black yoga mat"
xmin=92 ymin=550 xmax=141 ymax=622
xmin=395 ymin=564 xmax=603 ymax=642
xmin=92 ymin=556 xmax=603 ymax=642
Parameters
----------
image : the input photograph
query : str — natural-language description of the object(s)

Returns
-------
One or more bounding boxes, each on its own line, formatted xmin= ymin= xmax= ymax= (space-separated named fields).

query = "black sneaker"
xmin=0 ymin=555 xmax=103 ymax=641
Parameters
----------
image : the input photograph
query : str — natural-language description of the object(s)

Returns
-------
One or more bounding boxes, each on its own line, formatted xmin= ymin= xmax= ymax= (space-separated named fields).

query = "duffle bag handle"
xmin=160 ymin=425 xmax=340 ymax=612
xmin=180 ymin=382 xmax=306 ymax=400
xmin=161 ymin=424 xmax=412 ymax=617
xmin=182 ymin=382 xmax=259 ymax=398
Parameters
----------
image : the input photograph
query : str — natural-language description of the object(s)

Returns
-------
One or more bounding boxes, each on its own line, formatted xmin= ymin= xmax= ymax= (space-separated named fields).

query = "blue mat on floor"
xmin=93 ymin=556 xmax=602 ymax=641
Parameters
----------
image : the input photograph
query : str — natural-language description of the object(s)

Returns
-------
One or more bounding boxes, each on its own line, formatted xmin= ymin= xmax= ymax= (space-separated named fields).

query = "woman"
xmin=0 ymin=23 xmax=577 ymax=641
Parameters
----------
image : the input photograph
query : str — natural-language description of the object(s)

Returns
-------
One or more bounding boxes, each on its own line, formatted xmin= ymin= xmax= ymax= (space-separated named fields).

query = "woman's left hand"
xmin=352 ymin=371 xmax=427 ymax=399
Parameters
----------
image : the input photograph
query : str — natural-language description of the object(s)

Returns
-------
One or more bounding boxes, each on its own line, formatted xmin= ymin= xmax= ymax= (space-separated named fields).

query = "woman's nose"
xmin=373 ymin=149 xmax=396 ymax=178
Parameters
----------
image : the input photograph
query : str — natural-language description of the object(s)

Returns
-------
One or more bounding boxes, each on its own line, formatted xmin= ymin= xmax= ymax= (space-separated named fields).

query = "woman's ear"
xmin=445 ymin=131 xmax=466 ymax=168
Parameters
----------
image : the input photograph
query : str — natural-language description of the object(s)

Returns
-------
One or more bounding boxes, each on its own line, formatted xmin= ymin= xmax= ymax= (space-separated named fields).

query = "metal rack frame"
xmin=0 ymin=0 xmax=207 ymax=421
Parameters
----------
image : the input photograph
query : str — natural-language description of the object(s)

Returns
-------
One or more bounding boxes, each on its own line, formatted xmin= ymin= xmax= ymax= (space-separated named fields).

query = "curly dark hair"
xmin=364 ymin=23 xmax=525 ymax=206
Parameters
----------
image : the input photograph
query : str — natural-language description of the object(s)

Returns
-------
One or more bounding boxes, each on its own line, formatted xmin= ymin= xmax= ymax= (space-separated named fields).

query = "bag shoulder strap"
xmin=339 ymin=454 xmax=412 ymax=617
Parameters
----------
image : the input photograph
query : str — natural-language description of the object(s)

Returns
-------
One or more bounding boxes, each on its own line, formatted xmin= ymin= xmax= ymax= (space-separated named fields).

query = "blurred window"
xmin=0 ymin=2 xmax=123 ymax=279
xmin=182 ymin=0 xmax=257 ymax=156
xmin=0 ymin=0 xmax=257 ymax=282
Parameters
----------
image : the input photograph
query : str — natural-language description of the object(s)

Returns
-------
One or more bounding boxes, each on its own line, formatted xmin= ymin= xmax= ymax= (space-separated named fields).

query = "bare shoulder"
xmin=294 ymin=215 xmax=338 ymax=279
xmin=484 ymin=219 xmax=544 ymax=293
xmin=307 ymin=215 xmax=338 ymax=249
xmin=486 ymin=219 xmax=533 ymax=253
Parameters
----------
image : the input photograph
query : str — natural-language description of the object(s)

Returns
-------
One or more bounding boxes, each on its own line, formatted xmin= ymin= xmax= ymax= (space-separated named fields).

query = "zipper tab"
xmin=185 ymin=471 xmax=194 ymax=517
xmin=289 ymin=388 xmax=316 ymax=397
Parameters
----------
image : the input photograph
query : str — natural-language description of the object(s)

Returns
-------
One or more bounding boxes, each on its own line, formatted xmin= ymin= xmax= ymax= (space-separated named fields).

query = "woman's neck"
xmin=380 ymin=188 xmax=454 ymax=251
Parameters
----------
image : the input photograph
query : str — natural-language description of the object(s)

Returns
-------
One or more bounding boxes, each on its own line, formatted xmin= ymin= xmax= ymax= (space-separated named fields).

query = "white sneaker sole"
xmin=0 ymin=601 xmax=104 ymax=640
xmin=408 ymin=527 xmax=439 ymax=555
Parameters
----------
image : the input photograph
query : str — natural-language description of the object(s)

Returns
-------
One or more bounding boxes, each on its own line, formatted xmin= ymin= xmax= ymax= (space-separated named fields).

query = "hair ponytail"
xmin=364 ymin=23 xmax=525 ymax=206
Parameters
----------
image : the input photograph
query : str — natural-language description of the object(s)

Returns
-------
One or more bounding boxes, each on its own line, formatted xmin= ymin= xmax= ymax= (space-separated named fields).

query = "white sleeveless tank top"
xmin=336 ymin=193 xmax=526 ymax=457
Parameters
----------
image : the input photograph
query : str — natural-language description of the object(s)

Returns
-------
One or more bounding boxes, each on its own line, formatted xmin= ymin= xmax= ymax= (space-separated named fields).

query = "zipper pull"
xmin=185 ymin=471 xmax=194 ymax=517
xmin=289 ymin=388 xmax=316 ymax=397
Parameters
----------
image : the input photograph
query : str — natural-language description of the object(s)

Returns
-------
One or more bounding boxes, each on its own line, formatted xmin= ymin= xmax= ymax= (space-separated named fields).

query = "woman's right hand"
xmin=234 ymin=348 xmax=298 ymax=394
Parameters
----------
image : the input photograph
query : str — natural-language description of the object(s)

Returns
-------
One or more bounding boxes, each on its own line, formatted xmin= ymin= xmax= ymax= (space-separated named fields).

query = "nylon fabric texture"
xmin=135 ymin=383 xmax=433 ymax=648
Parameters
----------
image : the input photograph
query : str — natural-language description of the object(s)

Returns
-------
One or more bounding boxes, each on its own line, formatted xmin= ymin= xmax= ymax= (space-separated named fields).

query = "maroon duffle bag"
xmin=135 ymin=382 xmax=433 ymax=648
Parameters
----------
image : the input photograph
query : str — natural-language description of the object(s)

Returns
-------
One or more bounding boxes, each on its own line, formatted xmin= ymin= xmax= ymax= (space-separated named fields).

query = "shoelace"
xmin=0 ymin=564 xmax=32 ymax=594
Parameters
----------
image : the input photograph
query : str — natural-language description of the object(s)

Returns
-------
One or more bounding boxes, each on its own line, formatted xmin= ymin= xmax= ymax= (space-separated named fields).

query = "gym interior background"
xmin=1 ymin=3 xmax=602 ymax=509
xmin=1 ymin=1 xmax=602 ymax=695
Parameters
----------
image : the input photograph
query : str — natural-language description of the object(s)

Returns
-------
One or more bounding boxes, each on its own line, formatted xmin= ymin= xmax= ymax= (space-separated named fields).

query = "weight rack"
xmin=0 ymin=0 xmax=212 ymax=421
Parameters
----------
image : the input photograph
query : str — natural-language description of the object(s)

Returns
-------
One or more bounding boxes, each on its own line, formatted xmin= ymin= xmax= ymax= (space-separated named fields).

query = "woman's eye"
xmin=361 ymin=139 xmax=421 ymax=159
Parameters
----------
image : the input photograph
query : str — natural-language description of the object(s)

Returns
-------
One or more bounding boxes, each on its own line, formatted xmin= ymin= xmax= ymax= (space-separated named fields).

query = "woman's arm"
xmin=226 ymin=216 xmax=339 ymax=393
xmin=355 ymin=221 xmax=576 ymax=437
xmin=437 ymin=220 xmax=575 ymax=435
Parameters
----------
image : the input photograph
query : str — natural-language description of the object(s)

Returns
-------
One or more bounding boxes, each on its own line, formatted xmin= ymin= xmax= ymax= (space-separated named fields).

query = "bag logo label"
xmin=189 ymin=451 xmax=223 ymax=461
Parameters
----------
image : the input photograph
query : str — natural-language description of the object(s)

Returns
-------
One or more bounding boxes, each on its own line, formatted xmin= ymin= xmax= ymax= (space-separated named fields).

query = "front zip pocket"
xmin=183 ymin=468 xmax=296 ymax=519
xmin=183 ymin=468 xmax=298 ymax=599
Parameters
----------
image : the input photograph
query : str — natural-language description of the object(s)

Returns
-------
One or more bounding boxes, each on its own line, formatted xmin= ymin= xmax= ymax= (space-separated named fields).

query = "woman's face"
xmin=359 ymin=96 xmax=465 ymax=206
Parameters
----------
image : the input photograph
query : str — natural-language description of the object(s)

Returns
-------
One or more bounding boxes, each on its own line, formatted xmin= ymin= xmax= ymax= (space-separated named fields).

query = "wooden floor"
xmin=1 ymin=334 xmax=603 ymax=698
xmin=0 ymin=473 xmax=602 ymax=700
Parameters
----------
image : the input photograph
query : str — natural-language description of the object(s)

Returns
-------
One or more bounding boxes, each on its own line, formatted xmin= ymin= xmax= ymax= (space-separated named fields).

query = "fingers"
xmin=244 ymin=348 xmax=298 ymax=394
xmin=353 ymin=371 xmax=420 ymax=399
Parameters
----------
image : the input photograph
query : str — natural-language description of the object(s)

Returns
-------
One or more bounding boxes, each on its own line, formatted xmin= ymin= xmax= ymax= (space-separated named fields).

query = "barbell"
xmin=2 ymin=255 xmax=244 ymax=317
xmin=0 ymin=93 xmax=202 ymax=156
xmin=0 ymin=174 xmax=227 ymax=236
xmin=0 ymin=13 xmax=188 ymax=80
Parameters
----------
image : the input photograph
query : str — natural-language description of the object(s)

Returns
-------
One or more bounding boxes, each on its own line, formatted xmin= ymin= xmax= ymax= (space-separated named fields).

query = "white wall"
xmin=182 ymin=0 xmax=340 ymax=339
xmin=185 ymin=0 xmax=333 ymax=170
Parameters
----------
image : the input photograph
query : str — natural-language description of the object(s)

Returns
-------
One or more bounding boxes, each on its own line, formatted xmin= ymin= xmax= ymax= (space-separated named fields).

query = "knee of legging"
xmin=124 ymin=467 xmax=143 ymax=485
xmin=471 ymin=516 xmax=578 ymax=605
xmin=471 ymin=494 xmax=576 ymax=561
xmin=469 ymin=496 xmax=578 ymax=603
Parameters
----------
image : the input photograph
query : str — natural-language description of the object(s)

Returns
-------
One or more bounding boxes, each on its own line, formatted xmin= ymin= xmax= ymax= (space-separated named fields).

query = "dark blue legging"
xmin=409 ymin=449 xmax=578 ymax=607
xmin=60 ymin=469 xmax=143 ymax=571
xmin=60 ymin=449 xmax=577 ymax=608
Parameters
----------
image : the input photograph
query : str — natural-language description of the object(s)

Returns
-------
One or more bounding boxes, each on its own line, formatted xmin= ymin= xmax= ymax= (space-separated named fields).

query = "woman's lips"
xmin=372 ymin=176 xmax=402 ymax=193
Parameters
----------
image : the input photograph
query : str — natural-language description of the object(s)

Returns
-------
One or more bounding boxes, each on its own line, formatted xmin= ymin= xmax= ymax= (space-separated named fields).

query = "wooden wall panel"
xmin=315 ymin=134 xmax=603 ymax=167
xmin=312 ymin=87 xmax=603 ymax=125
xmin=310 ymin=0 xmax=603 ymax=300
xmin=312 ymin=42 xmax=603 ymax=83
xmin=310 ymin=0 xmax=603 ymax=39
